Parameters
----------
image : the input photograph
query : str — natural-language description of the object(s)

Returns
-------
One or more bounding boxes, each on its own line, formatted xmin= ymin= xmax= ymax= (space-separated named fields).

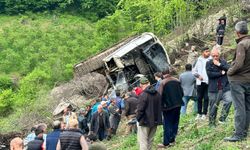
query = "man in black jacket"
xmin=158 ymin=67 xmax=184 ymax=148
xmin=206 ymin=48 xmax=232 ymax=127
xmin=136 ymin=77 xmax=162 ymax=150
xmin=90 ymin=105 xmax=110 ymax=141
xmin=124 ymin=92 xmax=139 ymax=134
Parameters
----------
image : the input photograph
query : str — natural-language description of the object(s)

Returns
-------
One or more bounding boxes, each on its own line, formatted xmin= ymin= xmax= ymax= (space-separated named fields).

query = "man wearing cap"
xmin=46 ymin=120 xmax=62 ymax=150
xmin=224 ymin=21 xmax=250 ymax=142
xmin=158 ymin=67 xmax=184 ymax=148
xmin=136 ymin=77 xmax=162 ymax=150
xmin=192 ymin=47 xmax=211 ymax=120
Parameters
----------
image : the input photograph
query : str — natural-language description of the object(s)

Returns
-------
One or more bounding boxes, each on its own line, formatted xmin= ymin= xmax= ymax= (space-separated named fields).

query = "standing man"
xmin=187 ymin=45 xmax=199 ymax=65
xmin=206 ymin=48 xmax=232 ymax=127
xmin=90 ymin=105 xmax=110 ymax=141
xmin=124 ymin=92 xmax=139 ymax=134
xmin=158 ymin=67 xmax=184 ymax=148
xmin=193 ymin=47 xmax=211 ymax=120
xmin=46 ymin=120 xmax=61 ymax=150
xmin=57 ymin=119 xmax=88 ymax=150
xmin=216 ymin=19 xmax=226 ymax=45
xmin=224 ymin=21 xmax=250 ymax=142
xmin=180 ymin=64 xmax=198 ymax=115
xmin=136 ymin=77 xmax=162 ymax=150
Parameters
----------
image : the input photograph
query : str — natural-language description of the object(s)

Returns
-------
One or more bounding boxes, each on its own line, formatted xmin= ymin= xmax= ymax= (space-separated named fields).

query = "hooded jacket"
xmin=136 ymin=85 xmax=162 ymax=127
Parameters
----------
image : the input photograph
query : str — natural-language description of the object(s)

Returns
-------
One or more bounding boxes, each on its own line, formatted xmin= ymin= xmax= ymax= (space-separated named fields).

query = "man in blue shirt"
xmin=46 ymin=120 xmax=61 ymax=150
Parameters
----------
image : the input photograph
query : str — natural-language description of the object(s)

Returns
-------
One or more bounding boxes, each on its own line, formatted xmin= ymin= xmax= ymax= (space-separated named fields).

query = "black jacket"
xmin=159 ymin=75 xmax=184 ymax=111
xmin=27 ymin=137 xmax=43 ymax=150
xmin=136 ymin=85 xmax=162 ymax=127
xmin=206 ymin=59 xmax=230 ymax=93
xmin=90 ymin=111 xmax=110 ymax=134
xmin=124 ymin=96 xmax=139 ymax=116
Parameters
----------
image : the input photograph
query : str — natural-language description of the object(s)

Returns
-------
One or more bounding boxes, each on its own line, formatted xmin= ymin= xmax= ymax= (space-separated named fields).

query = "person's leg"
xmin=219 ymin=90 xmax=233 ymax=122
xmin=180 ymin=96 xmax=190 ymax=115
xmin=203 ymin=83 xmax=209 ymax=115
xmin=244 ymin=83 xmax=250 ymax=137
xmin=230 ymin=82 xmax=246 ymax=138
xmin=197 ymin=85 xmax=204 ymax=115
xmin=208 ymin=92 xmax=219 ymax=125
xmin=170 ymin=107 xmax=181 ymax=143
xmin=137 ymin=124 xmax=150 ymax=150
xmin=148 ymin=126 xmax=157 ymax=150
xmin=192 ymin=96 xmax=198 ymax=114
xmin=163 ymin=111 xmax=172 ymax=146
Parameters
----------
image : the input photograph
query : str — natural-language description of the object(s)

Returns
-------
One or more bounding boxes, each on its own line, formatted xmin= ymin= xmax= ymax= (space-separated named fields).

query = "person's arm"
xmin=192 ymin=59 xmax=200 ymax=78
xmin=136 ymin=93 xmax=147 ymax=122
xmin=56 ymin=140 xmax=61 ymax=150
xmin=228 ymin=44 xmax=246 ymax=76
xmin=124 ymin=100 xmax=129 ymax=116
xmin=206 ymin=61 xmax=223 ymax=79
xmin=80 ymin=136 xmax=89 ymax=150
xmin=218 ymin=60 xmax=230 ymax=71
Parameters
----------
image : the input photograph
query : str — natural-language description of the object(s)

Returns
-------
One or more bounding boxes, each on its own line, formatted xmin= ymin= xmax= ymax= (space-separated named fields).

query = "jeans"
xmin=197 ymin=82 xmax=209 ymax=115
xmin=180 ymin=96 xmax=198 ymax=115
xmin=230 ymin=82 xmax=250 ymax=138
xmin=163 ymin=107 xmax=181 ymax=145
xmin=208 ymin=90 xmax=232 ymax=124
xmin=97 ymin=128 xmax=106 ymax=141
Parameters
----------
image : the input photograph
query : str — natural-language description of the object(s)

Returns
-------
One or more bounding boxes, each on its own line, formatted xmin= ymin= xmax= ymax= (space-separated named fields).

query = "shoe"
xmin=201 ymin=114 xmax=206 ymax=120
xmin=157 ymin=143 xmax=171 ymax=148
xmin=224 ymin=135 xmax=244 ymax=142
xmin=195 ymin=114 xmax=201 ymax=120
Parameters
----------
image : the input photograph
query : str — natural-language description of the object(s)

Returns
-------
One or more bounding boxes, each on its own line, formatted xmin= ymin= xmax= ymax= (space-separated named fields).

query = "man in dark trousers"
xmin=224 ymin=21 xmax=250 ymax=142
xmin=158 ymin=67 xmax=184 ymax=148
xmin=216 ymin=18 xmax=226 ymax=45
xmin=124 ymin=92 xmax=139 ymax=134
xmin=192 ymin=47 xmax=211 ymax=120
xmin=136 ymin=77 xmax=162 ymax=150
xmin=206 ymin=48 xmax=232 ymax=127
xmin=90 ymin=105 xmax=110 ymax=141
xmin=46 ymin=120 xmax=61 ymax=150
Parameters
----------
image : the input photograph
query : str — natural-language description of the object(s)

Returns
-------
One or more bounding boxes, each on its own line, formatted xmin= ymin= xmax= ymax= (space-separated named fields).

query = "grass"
xmin=103 ymin=101 xmax=250 ymax=150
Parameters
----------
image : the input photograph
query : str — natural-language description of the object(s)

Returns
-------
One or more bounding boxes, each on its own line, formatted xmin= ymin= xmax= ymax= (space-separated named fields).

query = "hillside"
xmin=0 ymin=0 xmax=250 ymax=149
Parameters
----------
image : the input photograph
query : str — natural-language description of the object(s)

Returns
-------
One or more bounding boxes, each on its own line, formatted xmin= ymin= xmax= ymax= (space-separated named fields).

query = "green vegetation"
xmin=0 ymin=1 xmax=249 ymax=149
xmin=106 ymin=109 xmax=250 ymax=149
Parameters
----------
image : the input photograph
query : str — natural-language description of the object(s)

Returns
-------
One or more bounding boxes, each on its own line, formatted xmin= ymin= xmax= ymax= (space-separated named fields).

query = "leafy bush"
xmin=0 ymin=89 xmax=14 ymax=116
xmin=0 ymin=75 xmax=13 ymax=92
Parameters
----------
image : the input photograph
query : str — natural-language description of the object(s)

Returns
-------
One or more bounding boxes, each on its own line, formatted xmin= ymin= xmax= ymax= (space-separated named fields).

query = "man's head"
xmin=201 ymin=47 xmax=210 ymax=58
xmin=101 ymin=101 xmax=107 ymax=108
xmin=139 ymin=77 xmax=150 ymax=90
xmin=154 ymin=72 xmax=162 ymax=81
xmin=10 ymin=137 xmax=23 ymax=150
xmin=34 ymin=127 xmax=44 ymax=138
xmin=53 ymin=120 xmax=61 ymax=130
xmin=235 ymin=21 xmax=248 ymax=37
xmin=68 ymin=119 xmax=78 ymax=129
xmin=97 ymin=105 xmax=103 ymax=113
xmin=185 ymin=64 xmax=192 ymax=71
xmin=211 ymin=47 xmax=221 ymax=61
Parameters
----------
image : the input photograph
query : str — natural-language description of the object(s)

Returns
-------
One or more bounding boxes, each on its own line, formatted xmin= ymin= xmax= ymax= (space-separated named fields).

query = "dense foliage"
xmin=0 ymin=0 xmax=231 ymax=132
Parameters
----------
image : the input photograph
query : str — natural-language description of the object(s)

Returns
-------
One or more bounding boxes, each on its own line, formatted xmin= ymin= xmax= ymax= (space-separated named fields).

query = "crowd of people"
xmin=9 ymin=20 xmax=249 ymax=150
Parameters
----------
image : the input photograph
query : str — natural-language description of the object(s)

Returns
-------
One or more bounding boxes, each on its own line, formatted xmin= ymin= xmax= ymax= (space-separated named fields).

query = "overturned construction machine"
xmin=74 ymin=32 xmax=171 ymax=96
